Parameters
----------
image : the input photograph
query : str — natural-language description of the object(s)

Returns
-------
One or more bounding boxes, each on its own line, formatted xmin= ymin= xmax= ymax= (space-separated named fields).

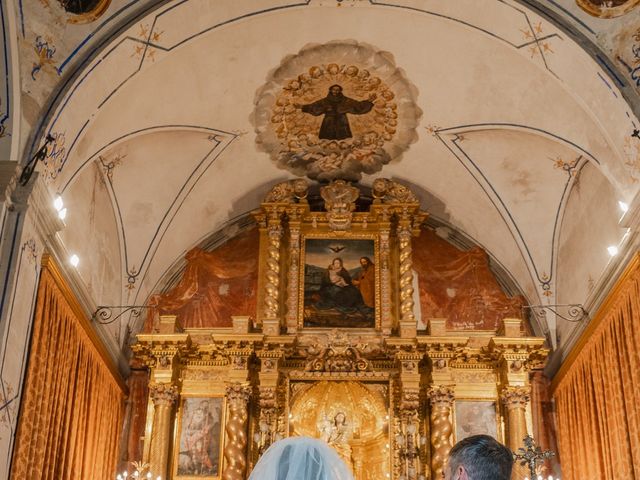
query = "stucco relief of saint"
xmin=294 ymin=84 xmax=376 ymax=140
xmin=253 ymin=41 xmax=422 ymax=180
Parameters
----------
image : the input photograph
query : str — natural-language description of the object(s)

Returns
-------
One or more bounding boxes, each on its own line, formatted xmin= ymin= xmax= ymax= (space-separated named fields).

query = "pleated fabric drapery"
xmin=553 ymin=256 xmax=640 ymax=480
xmin=11 ymin=257 xmax=126 ymax=480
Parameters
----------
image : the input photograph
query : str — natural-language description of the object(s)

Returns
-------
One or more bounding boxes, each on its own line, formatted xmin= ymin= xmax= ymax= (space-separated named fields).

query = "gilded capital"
xmin=226 ymin=383 xmax=252 ymax=406
xmin=428 ymin=385 xmax=455 ymax=407
xmin=149 ymin=383 xmax=179 ymax=406
xmin=500 ymin=386 xmax=530 ymax=409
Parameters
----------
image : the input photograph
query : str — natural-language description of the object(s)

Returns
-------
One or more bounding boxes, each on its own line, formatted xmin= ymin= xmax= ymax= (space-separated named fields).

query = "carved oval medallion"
xmin=253 ymin=41 xmax=422 ymax=181
xmin=576 ymin=0 xmax=640 ymax=17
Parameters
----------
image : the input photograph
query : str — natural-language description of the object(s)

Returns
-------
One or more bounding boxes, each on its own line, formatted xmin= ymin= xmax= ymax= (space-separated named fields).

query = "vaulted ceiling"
xmin=3 ymin=0 xmax=640 ymax=373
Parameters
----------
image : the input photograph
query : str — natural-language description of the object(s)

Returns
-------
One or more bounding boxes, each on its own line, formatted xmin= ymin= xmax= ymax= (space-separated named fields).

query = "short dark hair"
xmin=448 ymin=435 xmax=513 ymax=480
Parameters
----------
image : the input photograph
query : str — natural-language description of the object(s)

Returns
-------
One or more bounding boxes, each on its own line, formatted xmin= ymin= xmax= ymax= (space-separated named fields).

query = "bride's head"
xmin=249 ymin=436 xmax=353 ymax=480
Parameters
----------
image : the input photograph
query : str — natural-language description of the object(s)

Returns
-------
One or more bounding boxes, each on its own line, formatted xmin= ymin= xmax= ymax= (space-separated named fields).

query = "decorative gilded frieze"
xmin=300 ymin=331 xmax=377 ymax=373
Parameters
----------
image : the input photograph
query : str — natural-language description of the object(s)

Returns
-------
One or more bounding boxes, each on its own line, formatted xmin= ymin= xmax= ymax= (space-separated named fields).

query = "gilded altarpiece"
xmin=132 ymin=179 xmax=549 ymax=480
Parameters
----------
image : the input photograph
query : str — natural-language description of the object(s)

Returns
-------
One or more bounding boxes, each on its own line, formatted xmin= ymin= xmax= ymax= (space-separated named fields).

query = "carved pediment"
xmin=298 ymin=330 xmax=379 ymax=372
xmin=320 ymin=180 xmax=360 ymax=231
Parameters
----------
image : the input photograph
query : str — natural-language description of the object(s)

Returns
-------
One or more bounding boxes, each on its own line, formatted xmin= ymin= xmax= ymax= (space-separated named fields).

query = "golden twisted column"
xmin=501 ymin=386 xmax=531 ymax=479
xmin=398 ymin=225 xmax=415 ymax=324
xmin=223 ymin=384 xmax=252 ymax=480
xmin=148 ymin=383 xmax=179 ymax=479
xmin=263 ymin=217 xmax=282 ymax=321
xmin=428 ymin=385 xmax=454 ymax=480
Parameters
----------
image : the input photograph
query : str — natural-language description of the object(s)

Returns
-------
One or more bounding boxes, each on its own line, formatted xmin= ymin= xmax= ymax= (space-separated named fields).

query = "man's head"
xmin=329 ymin=84 xmax=343 ymax=96
xmin=359 ymin=257 xmax=372 ymax=268
xmin=445 ymin=435 xmax=513 ymax=480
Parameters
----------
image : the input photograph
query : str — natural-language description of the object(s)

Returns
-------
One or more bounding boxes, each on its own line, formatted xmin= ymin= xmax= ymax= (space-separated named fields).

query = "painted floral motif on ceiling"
xmin=576 ymin=0 xmax=640 ymax=18
xmin=253 ymin=41 xmax=422 ymax=181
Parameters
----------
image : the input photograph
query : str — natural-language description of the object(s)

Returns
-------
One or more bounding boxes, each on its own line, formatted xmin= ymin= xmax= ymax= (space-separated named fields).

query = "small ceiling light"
xmin=58 ymin=208 xmax=67 ymax=220
xmin=53 ymin=195 xmax=63 ymax=211
xmin=70 ymin=254 xmax=80 ymax=267
xmin=619 ymin=201 xmax=629 ymax=213
xmin=607 ymin=246 xmax=619 ymax=257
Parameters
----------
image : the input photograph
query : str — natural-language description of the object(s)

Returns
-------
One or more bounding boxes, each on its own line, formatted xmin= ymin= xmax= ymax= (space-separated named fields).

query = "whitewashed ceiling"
xmin=5 ymin=0 xmax=640 ymax=367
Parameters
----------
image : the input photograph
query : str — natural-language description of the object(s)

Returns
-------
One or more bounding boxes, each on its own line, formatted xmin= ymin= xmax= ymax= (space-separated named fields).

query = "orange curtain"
xmin=553 ymin=258 xmax=640 ymax=480
xmin=11 ymin=258 xmax=125 ymax=480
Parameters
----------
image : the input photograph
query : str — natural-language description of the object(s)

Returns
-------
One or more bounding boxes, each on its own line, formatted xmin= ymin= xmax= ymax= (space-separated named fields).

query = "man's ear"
xmin=455 ymin=465 xmax=469 ymax=480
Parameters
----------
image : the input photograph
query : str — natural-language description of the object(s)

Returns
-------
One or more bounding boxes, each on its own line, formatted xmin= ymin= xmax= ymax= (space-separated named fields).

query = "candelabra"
xmin=395 ymin=422 xmax=427 ymax=480
xmin=116 ymin=461 xmax=161 ymax=480
xmin=514 ymin=435 xmax=559 ymax=480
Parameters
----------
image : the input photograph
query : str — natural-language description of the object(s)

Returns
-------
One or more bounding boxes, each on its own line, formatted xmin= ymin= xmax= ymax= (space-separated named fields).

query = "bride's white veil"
xmin=248 ymin=436 xmax=354 ymax=480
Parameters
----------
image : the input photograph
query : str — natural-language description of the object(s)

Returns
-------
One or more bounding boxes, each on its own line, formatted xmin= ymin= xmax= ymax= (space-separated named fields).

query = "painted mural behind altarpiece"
xmin=141 ymin=182 xmax=524 ymax=334
xmin=143 ymin=228 xmax=259 ymax=331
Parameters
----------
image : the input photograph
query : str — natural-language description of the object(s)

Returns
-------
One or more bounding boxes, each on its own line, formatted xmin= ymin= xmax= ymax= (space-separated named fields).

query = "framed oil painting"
xmin=174 ymin=396 xmax=224 ymax=479
xmin=300 ymin=237 xmax=377 ymax=328
xmin=454 ymin=400 xmax=498 ymax=441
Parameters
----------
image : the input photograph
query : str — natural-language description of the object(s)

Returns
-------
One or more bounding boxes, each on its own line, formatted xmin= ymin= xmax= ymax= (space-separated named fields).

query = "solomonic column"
xmin=223 ymin=383 xmax=252 ymax=480
xmin=148 ymin=383 xmax=179 ymax=479
xmin=427 ymin=385 xmax=454 ymax=480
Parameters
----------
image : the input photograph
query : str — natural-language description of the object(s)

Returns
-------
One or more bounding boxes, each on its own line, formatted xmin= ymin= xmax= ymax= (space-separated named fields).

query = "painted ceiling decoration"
xmin=253 ymin=41 xmax=421 ymax=181
xmin=1 ymin=0 xmax=640 ymax=379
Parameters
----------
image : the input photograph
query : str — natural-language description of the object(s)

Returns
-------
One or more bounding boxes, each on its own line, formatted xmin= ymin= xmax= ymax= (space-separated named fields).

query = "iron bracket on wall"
xmin=91 ymin=305 xmax=153 ymax=325
xmin=522 ymin=304 xmax=588 ymax=323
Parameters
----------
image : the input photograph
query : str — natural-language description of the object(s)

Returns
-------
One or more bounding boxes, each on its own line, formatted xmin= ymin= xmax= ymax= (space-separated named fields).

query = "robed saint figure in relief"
xmin=295 ymin=85 xmax=376 ymax=140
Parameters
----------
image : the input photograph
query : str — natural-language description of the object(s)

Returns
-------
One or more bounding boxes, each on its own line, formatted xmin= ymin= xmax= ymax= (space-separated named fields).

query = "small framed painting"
xmin=454 ymin=400 xmax=498 ymax=441
xmin=300 ymin=237 xmax=377 ymax=329
xmin=174 ymin=396 xmax=224 ymax=479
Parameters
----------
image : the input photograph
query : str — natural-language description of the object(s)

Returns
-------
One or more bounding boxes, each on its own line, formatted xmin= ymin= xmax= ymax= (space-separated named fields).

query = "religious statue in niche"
xmin=253 ymin=41 xmax=422 ymax=180
xmin=319 ymin=412 xmax=354 ymax=471
xmin=302 ymin=238 xmax=376 ymax=328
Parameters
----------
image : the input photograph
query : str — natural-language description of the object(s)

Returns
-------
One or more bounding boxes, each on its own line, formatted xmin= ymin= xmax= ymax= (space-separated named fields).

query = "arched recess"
xmin=57 ymin=124 xmax=237 ymax=300
xmin=432 ymin=124 xmax=615 ymax=305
